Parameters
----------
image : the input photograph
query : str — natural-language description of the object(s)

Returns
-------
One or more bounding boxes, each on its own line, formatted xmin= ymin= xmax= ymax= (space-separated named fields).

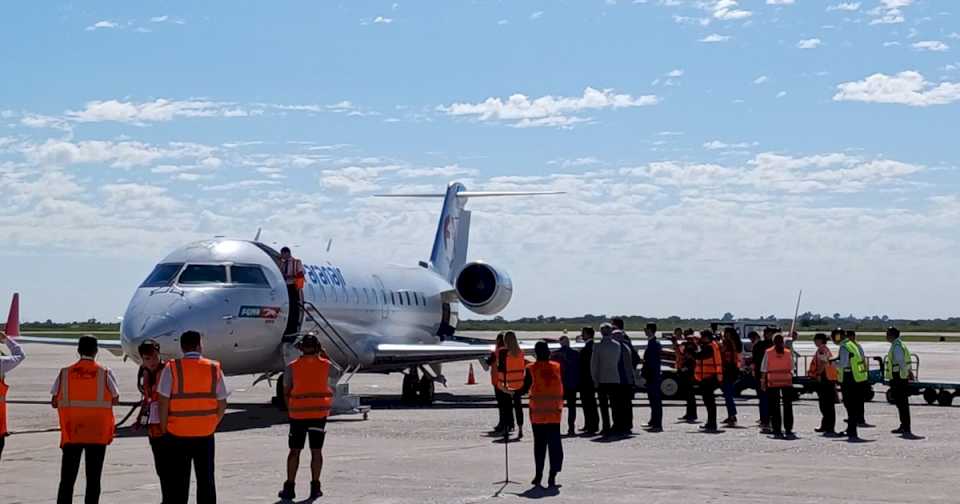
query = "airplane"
xmin=13 ymin=182 xmax=564 ymax=411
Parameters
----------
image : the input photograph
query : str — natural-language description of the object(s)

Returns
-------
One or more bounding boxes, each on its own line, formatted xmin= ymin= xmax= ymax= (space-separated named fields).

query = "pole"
xmin=494 ymin=351 xmax=519 ymax=495
xmin=787 ymin=290 xmax=803 ymax=340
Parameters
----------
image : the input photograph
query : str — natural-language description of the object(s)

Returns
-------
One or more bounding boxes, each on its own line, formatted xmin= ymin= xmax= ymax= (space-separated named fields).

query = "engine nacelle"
xmin=454 ymin=261 xmax=513 ymax=315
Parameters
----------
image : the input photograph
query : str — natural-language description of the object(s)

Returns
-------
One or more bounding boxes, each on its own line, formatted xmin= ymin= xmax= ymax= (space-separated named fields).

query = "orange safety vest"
xmin=287 ymin=355 xmax=333 ymax=420
xmin=528 ymin=361 xmax=564 ymax=424
xmin=56 ymin=359 xmax=115 ymax=447
xmin=673 ymin=344 xmax=684 ymax=370
xmin=502 ymin=352 xmax=527 ymax=391
xmin=489 ymin=346 xmax=504 ymax=387
xmin=0 ymin=365 xmax=8 ymax=437
xmin=140 ymin=370 xmax=163 ymax=438
xmin=807 ymin=348 xmax=838 ymax=382
xmin=694 ymin=341 xmax=723 ymax=382
xmin=283 ymin=258 xmax=306 ymax=289
xmin=167 ymin=357 xmax=222 ymax=437
xmin=765 ymin=347 xmax=794 ymax=388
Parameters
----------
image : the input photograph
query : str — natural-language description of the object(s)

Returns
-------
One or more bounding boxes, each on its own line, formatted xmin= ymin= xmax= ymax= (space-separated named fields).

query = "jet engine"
xmin=454 ymin=261 xmax=513 ymax=315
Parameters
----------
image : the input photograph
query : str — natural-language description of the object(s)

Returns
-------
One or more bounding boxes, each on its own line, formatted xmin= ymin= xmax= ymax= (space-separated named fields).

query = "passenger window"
xmin=231 ymin=265 xmax=269 ymax=286
xmin=352 ymin=287 xmax=360 ymax=304
xmin=390 ymin=292 xmax=396 ymax=305
xmin=405 ymin=292 xmax=411 ymax=306
xmin=178 ymin=265 xmax=227 ymax=284
xmin=140 ymin=263 xmax=183 ymax=288
xmin=382 ymin=290 xmax=388 ymax=305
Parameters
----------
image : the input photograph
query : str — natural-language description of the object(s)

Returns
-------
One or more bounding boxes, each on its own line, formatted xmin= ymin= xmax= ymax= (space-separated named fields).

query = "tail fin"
xmin=5 ymin=293 xmax=20 ymax=337
xmin=376 ymin=182 xmax=563 ymax=282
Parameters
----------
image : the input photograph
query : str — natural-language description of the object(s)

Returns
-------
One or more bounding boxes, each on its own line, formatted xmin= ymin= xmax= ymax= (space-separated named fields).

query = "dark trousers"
xmin=698 ymin=378 xmax=719 ymax=429
xmin=495 ymin=387 xmax=510 ymax=429
xmin=816 ymin=380 xmax=837 ymax=433
xmin=168 ymin=435 xmax=216 ymax=504
xmin=616 ymin=385 xmax=634 ymax=432
xmin=721 ymin=380 xmax=738 ymax=418
xmin=841 ymin=374 xmax=863 ymax=438
xmin=494 ymin=388 xmax=523 ymax=430
xmin=646 ymin=378 xmax=663 ymax=428
xmin=532 ymin=424 xmax=563 ymax=479
xmin=756 ymin=376 xmax=770 ymax=425
xmin=768 ymin=387 xmax=794 ymax=434
xmin=579 ymin=386 xmax=599 ymax=432
xmin=285 ymin=285 xmax=301 ymax=335
xmin=890 ymin=377 xmax=912 ymax=432
xmin=57 ymin=443 xmax=107 ymax=504
xmin=150 ymin=435 xmax=173 ymax=503
xmin=858 ymin=381 xmax=870 ymax=423
xmin=681 ymin=375 xmax=697 ymax=420
xmin=563 ymin=389 xmax=578 ymax=433
xmin=597 ymin=383 xmax=617 ymax=432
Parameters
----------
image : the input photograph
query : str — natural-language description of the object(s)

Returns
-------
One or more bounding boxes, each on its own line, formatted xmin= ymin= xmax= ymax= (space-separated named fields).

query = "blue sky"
xmin=1 ymin=1 xmax=958 ymax=322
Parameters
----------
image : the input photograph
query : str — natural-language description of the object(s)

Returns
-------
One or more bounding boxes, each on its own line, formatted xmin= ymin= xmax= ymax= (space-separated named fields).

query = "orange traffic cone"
xmin=466 ymin=363 xmax=477 ymax=385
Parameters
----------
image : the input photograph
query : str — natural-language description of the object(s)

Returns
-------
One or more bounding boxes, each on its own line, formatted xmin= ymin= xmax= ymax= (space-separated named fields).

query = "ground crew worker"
xmin=136 ymin=339 xmax=171 ymax=503
xmin=158 ymin=330 xmax=229 ymax=504
xmin=833 ymin=329 xmax=867 ymax=441
xmin=0 ymin=329 xmax=26 ymax=462
xmin=761 ymin=334 xmax=795 ymax=439
xmin=551 ymin=335 xmax=579 ymax=436
xmin=497 ymin=331 xmax=527 ymax=439
xmin=52 ymin=335 xmax=120 ymax=504
xmin=279 ymin=334 xmax=332 ymax=500
xmin=720 ymin=327 xmax=742 ymax=427
xmin=751 ymin=329 xmax=774 ymax=432
xmin=809 ymin=333 xmax=839 ymax=436
xmin=280 ymin=247 xmax=306 ymax=336
xmin=487 ymin=332 xmax=510 ymax=434
xmin=641 ymin=323 xmax=663 ymax=432
xmin=672 ymin=328 xmax=698 ymax=423
xmin=520 ymin=341 xmax=564 ymax=488
xmin=848 ymin=330 xmax=874 ymax=428
xmin=591 ymin=323 xmax=621 ymax=436
xmin=694 ymin=330 xmax=722 ymax=432
xmin=577 ymin=327 xmax=600 ymax=434
xmin=885 ymin=327 xmax=917 ymax=438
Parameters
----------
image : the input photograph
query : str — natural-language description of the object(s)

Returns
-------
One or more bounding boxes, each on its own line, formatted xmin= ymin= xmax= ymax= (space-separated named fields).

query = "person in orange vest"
xmin=672 ymin=328 xmax=698 ymax=423
xmin=158 ymin=330 xmax=229 ymax=504
xmin=719 ymin=327 xmax=743 ymax=427
xmin=278 ymin=334 xmax=332 ymax=500
xmin=51 ymin=335 xmax=120 ymax=504
xmin=693 ymin=330 xmax=723 ymax=432
xmin=1 ymin=329 xmax=27 ymax=462
xmin=761 ymin=334 xmax=795 ymax=439
xmin=136 ymin=339 xmax=171 ymax=503
xmin=486 ymin=332 xmax=510 ymax=434
xmin=519 ymin=341 xmax=564 ymax=488
xmin=497 ymin=331 xmax=528 ymax=439
xmin=809 ymin=333 xmax=839 ymax=436
xmin=280 ymin=246 xmax=306 ymax=336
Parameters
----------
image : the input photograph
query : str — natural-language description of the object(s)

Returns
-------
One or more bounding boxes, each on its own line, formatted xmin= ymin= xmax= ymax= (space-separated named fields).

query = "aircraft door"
xmin=226 ymin=264 xmax=286 ymax=355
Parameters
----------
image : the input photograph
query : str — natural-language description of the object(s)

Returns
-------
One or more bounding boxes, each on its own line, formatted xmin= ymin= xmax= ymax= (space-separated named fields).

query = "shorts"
xmin=289 ymin=419 xmax=327 ymax=450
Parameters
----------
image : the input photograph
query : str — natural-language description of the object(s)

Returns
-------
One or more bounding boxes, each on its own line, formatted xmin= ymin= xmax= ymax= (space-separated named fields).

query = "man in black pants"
xmin=551 ymin=335 xmax=580 ymax=436
xmin=695 ymin=330 xmax=721 ymax=432
xmin=577 ymin=328 xmax=600 ymax=434
xmin=641 ymin=323 xmax=663 ymax=432
xmin=280 ymin=247 xmax=304 ymax=336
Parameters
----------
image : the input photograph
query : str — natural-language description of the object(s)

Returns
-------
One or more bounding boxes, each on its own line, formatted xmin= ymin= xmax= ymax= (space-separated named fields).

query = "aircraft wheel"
xmin=401 ymin=368 xmax=419 ymax=404
xmin=273 ymin=373 xmax=287 ymax=410
xmin=923 ymin=388 xmax=938 ymax=405
xmin=660 ymin=376 xmax=679 ymax=399
xmin=417 ymin=375 xmax=435 ymax=405
xmin=938 ymin=390 xmax=953 ymax=407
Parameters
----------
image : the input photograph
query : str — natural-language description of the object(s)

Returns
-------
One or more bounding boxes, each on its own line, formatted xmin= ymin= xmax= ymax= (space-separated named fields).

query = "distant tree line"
xmin=22 ymin=319 xmax=120 ymax=332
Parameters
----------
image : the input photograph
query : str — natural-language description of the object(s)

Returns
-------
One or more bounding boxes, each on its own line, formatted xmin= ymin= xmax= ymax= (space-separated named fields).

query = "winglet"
xmin=5 ymin=293 xmax=20 ymax=338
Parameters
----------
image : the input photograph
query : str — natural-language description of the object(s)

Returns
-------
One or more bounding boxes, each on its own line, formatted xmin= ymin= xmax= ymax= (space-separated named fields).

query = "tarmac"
xmin=3 ymin=338 xmax=960 ymax=503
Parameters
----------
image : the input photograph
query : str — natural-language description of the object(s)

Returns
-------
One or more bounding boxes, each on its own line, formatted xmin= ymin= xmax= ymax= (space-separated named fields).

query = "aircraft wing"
xmin=16 ymin=336 xmax=126 ymax=357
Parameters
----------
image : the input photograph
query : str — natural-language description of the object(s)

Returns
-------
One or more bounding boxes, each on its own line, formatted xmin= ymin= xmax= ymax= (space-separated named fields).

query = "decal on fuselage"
xmin=238 ymin=306 xmax=282 ymax=319
xmin=304 ymin=264 xmax=347 ymax=288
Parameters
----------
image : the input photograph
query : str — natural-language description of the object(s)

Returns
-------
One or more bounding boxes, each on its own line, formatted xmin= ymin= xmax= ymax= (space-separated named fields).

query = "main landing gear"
xmin=401 ymin=366 xmax=437 ymax=405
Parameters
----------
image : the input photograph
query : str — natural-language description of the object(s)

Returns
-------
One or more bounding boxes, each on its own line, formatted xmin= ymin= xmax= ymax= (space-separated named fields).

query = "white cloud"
xmin=85 ymin=20 xmax=118 ymax=31
xmin=530 ymin=11 xmax=544 ymax=20
xmin=753 ymin=75 xmax=769 ymax=84
xmin=201 ymin=180 xmax=281 ymax=191
xmin=497 ymin=19 xmax=509 ymax=25
xmin=703 ymin=140 xmax=758 ymax=150
xmin=396 ymin=164 xmax=478 ymax=178
xmin=20 ymin=139 xmax=214 ymax=168
xmin=776 ymin=91 xmax=788 ymax=98
xmin=150 ymin=16 xmax=169 ymax=23
xmin=711 ymin=0 xmax=752 ymax=20
xmin=699 ymin=33 xmax=731 ymax=43
xmin=833 ymin=71 xmax=960 ymax=106
xmin=868 ymin=1 xmax=912 ymax=25
xmin=439 ymin=87 xmax=658 ymax=128
xmin=373 ymin=16 xmax=393 ymax=24
xmin=797 ymin=38 xmax=823 ymax=49
xmin=673 ymin=15 xmax=711 ymax=26
xmin=767 ymin=0 xmax=795 ymax=5
xmin=883 ymin=41 xmax=901 ymax=47
xmin=666 ymin=69 xmax=684 ymax=78
xmin=66 ymin=99 xmax=234 ymax=123
xmin=827 ymin=2 xmax=860 ymax=11
xmin=912 ymin=40 xmax=949 ymax=52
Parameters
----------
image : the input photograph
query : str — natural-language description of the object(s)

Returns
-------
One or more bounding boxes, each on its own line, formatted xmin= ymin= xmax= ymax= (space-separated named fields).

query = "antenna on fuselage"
xmin=254 ymin=227 xmax=262 ymax=242
xmin=326 ymin=238 xmax=333 ymax=252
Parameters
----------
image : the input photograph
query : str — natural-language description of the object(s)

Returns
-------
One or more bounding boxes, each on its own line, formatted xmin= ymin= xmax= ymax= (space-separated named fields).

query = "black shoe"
xmin=531 ymin=475 xmax=543 ymax=487
xmin=891 ymin=427 xmax=904 ymax=434
xmin=847 ymin=436 xmax=866 ymax=443
xmin=859 ymin=422 xmax=875 ymax=428
xmin=901 ymin=432 xmax=922 ymax=440
xmin=785 ymin=431 xmax=796 ymax=439
xmin=699 ymin=425 xmax=718 ymax=433
xmin=772 ymin=431 xmax=785 ymax=439
xmin=823 ymin=431 xmax=843 ymax=438
xmin=645 ymin=426 xmax=663 ymax=433
xmin=814 ymin=427 xmax=826 ymax=433
xmin=310 ymin=481 xmax=323 ymax=499
xmin=278 ymin=481 xmax=296 ymax=500
xmin=548 ymin=472 xmax=558 ymax=488
xmin=760 ymin=427 xmax=773 ymax=434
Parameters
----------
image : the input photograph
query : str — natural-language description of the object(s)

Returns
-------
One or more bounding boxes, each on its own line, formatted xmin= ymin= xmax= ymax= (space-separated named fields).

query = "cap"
xmin=300 ymin=333 xmax=320 ymax=347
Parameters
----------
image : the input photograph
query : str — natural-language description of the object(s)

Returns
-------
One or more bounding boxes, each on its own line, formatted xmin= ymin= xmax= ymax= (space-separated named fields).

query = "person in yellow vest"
xmin=497 ymin=331 xmax=527 ymax=439
xmin=832 ymin=328 xmax=867 ymax=441
xmin=808 ymin=333 xmax=839 ymax=437
xmin=51 ymin=335 xmax=119 ymax=504
xmin=279 ymin=334 xmax=333 ymax=500
xmin=761 ymin=334 xmax=795 ymax=439
xmin=0 ymin=329 xmax=26 ymax=462
xmin=158 ymin=330 xmax=229 ymax=504
xmin=280 ymin=247 xmax=306 ymax=336
xmin=519 ymin=341 xmax=564 ymax=488
xmin=693 ymin=330 xmax=723 ymax=432
xmin=885 ymin=327 xmax=918 ymax=439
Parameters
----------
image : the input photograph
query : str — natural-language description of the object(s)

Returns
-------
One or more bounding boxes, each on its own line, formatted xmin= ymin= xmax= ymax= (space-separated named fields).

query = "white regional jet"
xmin=16 ymin=182 xmax=561 ymax=411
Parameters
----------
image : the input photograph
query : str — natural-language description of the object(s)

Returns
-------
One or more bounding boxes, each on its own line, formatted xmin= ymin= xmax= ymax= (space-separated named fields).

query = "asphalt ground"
xmin=3 ymin=340 xmax=960 ymax=503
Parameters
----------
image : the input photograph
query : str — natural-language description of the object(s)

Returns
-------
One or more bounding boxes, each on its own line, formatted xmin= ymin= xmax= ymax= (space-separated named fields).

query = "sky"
xmin=1 ymin=1 xmax=959 ymax=322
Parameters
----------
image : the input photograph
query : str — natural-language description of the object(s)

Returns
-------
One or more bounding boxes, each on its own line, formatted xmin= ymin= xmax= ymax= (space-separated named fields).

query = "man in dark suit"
xmin=577 ymin=327 xmax=600 ymax=434
xmin=641 ymin=323 xmax=663 ymax=432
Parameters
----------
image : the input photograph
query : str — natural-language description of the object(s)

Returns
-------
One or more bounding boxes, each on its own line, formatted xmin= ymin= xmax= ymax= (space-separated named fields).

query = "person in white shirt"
xmin=0 ymin=330 xmax=26 ymax=461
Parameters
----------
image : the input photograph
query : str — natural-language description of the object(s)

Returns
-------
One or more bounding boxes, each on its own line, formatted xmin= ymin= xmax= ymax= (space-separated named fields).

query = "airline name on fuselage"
xmin=303 ymin=263 xmax=347 ymax=288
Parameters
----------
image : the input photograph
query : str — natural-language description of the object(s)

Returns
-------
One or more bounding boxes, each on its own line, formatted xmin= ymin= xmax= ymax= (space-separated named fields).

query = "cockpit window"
xmin=231 ymin=265 xmax=269 ymax=286
xmin=178 ymin=264 xmax=228 ymax=284
xmin=140 ymin=263 xmax=184 ymax=288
